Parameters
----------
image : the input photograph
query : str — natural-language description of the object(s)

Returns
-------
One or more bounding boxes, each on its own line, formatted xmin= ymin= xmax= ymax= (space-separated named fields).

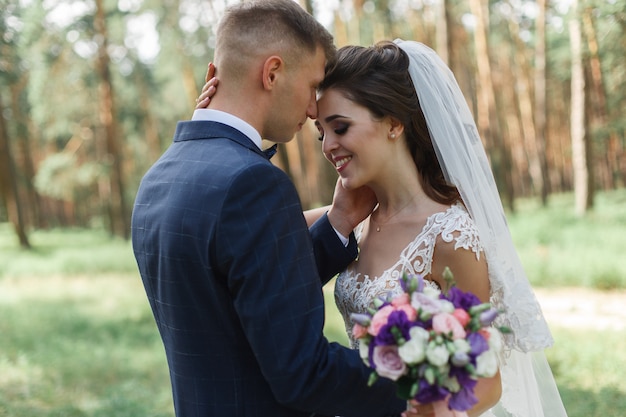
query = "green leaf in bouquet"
xmin=391 ymin=326 xmax=407 ymax=345
xmin=442 ymin=266 xmax=456 ymax=294
xmin=394 ymin=375 xmax=417 ymax=400
xmin=367 ymin=371 xmax=379 ymax=387
xmin=425 ymin=366 xmax=436 ymax=385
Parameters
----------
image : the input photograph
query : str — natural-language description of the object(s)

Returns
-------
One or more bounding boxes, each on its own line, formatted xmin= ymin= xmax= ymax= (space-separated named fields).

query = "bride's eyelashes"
xmin=334 ymin=123 xmax=349 ymax=136
xmin=317 ymin=123 xmax=350 ymax=141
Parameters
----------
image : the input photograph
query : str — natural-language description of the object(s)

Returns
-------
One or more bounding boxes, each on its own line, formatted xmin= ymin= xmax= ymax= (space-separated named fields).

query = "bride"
xmin=310 ymin=40 xmax=569 ymax=417
xmin=196 ymin=40 xmax=569 ymax=417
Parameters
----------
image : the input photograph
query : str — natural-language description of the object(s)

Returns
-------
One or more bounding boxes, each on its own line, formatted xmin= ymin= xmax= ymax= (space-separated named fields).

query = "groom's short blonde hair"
xmin=214 ymin=0 xmax=335 ymax=77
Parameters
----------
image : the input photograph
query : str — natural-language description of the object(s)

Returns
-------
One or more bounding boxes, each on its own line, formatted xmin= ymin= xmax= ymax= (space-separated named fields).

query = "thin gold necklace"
xmin=370 ymin=196 xmax=418 ymax=232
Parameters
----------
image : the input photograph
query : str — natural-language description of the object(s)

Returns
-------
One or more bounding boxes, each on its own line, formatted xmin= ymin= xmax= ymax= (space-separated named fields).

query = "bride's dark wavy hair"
xmin=318 ymin=41 xmax=460 ymax=205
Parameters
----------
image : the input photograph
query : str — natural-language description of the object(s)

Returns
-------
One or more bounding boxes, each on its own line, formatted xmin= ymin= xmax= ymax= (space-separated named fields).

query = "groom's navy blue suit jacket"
xmin=131 ymin=121 xmax=404 ymax=417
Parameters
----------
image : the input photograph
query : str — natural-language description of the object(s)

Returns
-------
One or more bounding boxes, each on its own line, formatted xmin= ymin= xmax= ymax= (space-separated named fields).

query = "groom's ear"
xmin=262 ymin=56 xmax=284 ymax=91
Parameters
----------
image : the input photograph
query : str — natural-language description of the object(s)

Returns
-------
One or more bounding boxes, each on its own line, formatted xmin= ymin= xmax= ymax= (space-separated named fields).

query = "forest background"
xmin=0 ymin=0 xmax=625 ymax=243
xmin=1 ymin=0 xmax=626 ymax=416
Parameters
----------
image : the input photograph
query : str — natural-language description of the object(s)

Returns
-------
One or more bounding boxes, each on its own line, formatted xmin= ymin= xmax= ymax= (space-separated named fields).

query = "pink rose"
xmin=452 ymin=308 xmax=471 ymax=327
xmin=372 ymin=345 xmax=407 ymax=381
xmin=432 ymin=312 xmax=467 ymax=339
xmin=391 ymin=293 xmax=410 ymax=307
xmin=397 ymin=304 xmax=417 ymax=322
xmin=369 ymin=305 xmax=395 ymax=336
xmin=352 ymin=323 xmax=368 ymax=339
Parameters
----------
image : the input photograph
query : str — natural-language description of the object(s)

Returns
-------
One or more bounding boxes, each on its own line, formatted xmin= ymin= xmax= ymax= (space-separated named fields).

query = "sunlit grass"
xmin=1 ymin=188 xmax=625 ymax=416
xmin=0 ymin=227 xmax=136 ymax=278
xmin=0 ymin=274 xmax=173 ymax=417
xmin=1 ymin=274 xmax=621 ymax=417
xmin=507 ymin=189 xmax=626 ymax=289
xmin=546 ymin=327 xmax=626 ymax=416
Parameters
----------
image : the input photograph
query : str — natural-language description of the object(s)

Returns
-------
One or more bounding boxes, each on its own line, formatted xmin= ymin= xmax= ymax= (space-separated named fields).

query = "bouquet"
xmin=350 ymin=268 xmax=509 ymax=415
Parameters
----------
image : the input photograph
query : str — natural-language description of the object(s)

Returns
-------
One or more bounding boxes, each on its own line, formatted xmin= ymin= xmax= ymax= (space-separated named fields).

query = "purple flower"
xmin=467 ymin=332 xmax=489 ymax=356
xmin=372 ymin=345 xmax=407 ymax=381
xmin=400 ymin=274 xmax=410 ymax=293
xmin=374 ymin=310 xmax=413 ymax=345
xmin=449 ymin=366 xmax=477 ymax=389
xmin=479 ymin=308 xmax=499 ymax=326
xmin=350 ymin=313 xmax=372 ymax=327
xmin=449 ymin=385 xmax=479 ymax=411
xmin=400 ymin=273 xmax=425 ymax=294
xmin=451 ymin=351 xmax=470 ymax=367
xmin=414 ymin=378 xmax=448 ymax=403
xmin=445 ymin=287 xmax=481 ymax=310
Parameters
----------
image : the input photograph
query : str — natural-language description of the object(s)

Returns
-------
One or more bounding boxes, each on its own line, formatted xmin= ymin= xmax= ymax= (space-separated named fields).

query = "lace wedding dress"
xmin=334 ymin=203 xmax=495 ymax=417
xmin=335 ymin=203 xmax=479 ymax=348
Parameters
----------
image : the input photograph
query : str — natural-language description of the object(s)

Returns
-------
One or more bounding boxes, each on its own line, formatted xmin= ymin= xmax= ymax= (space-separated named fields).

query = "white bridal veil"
xmin=394 ymin=39 xmax=568 ymax=417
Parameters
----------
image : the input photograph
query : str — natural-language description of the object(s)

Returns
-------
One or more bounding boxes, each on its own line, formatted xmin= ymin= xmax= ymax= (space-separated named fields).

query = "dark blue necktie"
xmin=263 ymin=144 xmax=278 ymax=160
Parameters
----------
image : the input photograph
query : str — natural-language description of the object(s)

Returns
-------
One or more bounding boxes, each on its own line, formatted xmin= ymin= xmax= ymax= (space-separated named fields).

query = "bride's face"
xmin=315 ymin=88 xmax=393 ymax=190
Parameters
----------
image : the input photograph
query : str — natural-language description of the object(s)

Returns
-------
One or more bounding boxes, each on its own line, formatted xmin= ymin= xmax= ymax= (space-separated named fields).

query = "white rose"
xmin=486 ymin=327 xmax=503 ymax=351
xmin=426 ymin=342 xmax=450 ymax=367
xmin=399 ymin=337 xmax=427 ymax=365
xmin=423 ymin=285 xmax=441 ymax=299
xmin=439 ymin=300 xmax=455 ymax=313
xmin=476 ymin=350 xmax=499 ymax=377
xmin=408 ymin=326 xmax=430 ymax=342
xmin=453 ymin=338 xmax=471 ymax=354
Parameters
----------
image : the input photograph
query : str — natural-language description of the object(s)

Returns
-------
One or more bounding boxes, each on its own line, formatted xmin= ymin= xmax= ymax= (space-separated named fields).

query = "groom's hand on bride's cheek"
xmin=328 ymin=179 xmax=377 ymax=236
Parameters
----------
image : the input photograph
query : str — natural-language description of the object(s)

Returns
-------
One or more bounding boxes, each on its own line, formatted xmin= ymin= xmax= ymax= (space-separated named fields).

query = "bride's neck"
xmin=370 ymin=183 xmax=428 ymax=225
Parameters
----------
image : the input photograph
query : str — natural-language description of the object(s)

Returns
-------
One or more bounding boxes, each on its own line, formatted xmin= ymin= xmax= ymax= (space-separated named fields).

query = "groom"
xmin=131 ymin=0 xmax=406 ymax=416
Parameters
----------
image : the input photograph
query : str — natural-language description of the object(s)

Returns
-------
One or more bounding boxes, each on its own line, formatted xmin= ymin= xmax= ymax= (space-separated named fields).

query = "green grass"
xmin=0 ymin=274 xmax=173 ymax=417
xmin=0 ymin=227 xmax=137 ymax=278
xmin=546 ymin=328 xmax=626 ymax=416
xmin=1 ymin=189 xmax=626 ymax=416
xmin=0 ymin=223 xmax=137 ymax=279
xmin=507 ymin=189 xmax=626 ymax=289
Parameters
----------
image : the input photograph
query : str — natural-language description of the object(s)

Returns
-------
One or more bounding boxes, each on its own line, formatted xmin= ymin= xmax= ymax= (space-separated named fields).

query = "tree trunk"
xmin=0 ymin=94 xmax=30 ymax=248
xmin=497 ymin=49 xmax=528 ymax=197
xmin=94 ymin=0 xmax=129 ymax=238
xmin=548 ymin=82 xmax=571 ymax=193
xmin=8 ymin=72 xmax=43 ymax=228
xmin=582 ymin=6 xmax=619 ymax=190
xmin=507 ymin=15 xmax=545 ymax=201
xmin=283 ymin=138 xmax=307 ymax=206
xmin=468 ymin=0 xmax=514 ymax=211
xmin=569 ymin=0 xmax=593 ymax=216
xmin=300 ymin=127 xmax=324 ymax=208
xmin=135 ymin=67 xmax=162 ymax=163
xmin=534 ymin=0 xmax=550 ymax=205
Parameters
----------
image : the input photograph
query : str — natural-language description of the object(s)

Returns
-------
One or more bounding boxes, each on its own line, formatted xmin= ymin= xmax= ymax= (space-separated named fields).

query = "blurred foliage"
xmin=1 ymin=0 xmax=625 ymax=233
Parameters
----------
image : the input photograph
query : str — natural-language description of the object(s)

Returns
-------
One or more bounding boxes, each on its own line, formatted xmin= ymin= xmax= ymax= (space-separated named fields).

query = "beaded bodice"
xmin=334 ymin=203 xmax=484 ymax=348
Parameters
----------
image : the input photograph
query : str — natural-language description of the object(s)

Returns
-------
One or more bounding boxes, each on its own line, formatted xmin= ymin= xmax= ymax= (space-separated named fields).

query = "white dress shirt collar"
xmin=192 ymin=109 xmax=262 ymax=151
